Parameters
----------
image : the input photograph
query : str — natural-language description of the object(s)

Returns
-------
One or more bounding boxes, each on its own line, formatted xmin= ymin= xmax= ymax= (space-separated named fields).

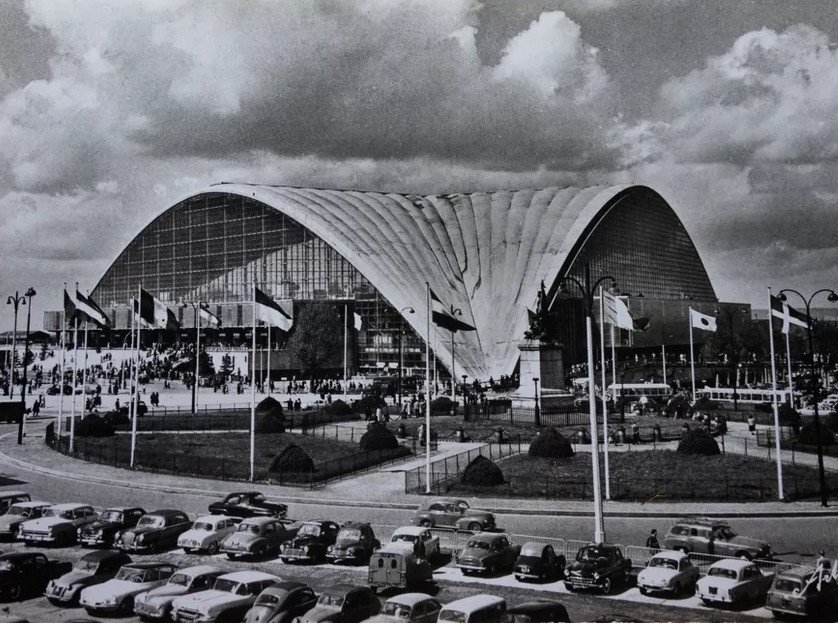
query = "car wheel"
xmin=462 ymin=569 xmax=471 ymax=577
xmin=672 ymin=582 xmax=682 ymax=596
xmin=227 ymin=553 xmax=238 ymax=560
xmin=183 ymin=548 xmax=193 ymax=554
xmin=468 ymin=522 xmax=481 ymax=532
xmin=638 ymin=586 xmax=647 ymax=596
xmin=601 ymin=577 xmax=613 ymax=595
xmin=485 ymin=564 xmax=496 ymax=577
xmin=624 ymin=569 xmax=631 ymax=585
xmin=565 ymin=583 xmax=576 ymax=593
xmin=515 ymin=575 xmax=523 ymax=582
xmin=7 ymin=583 xmax=22 ymax=601
xmin=207 ymin=541 xmax=219 ymax=555
xmin=420 ymin=519 xmax=431 ymax=528
xmin=281 ymin=557 xmax=289 ymax=564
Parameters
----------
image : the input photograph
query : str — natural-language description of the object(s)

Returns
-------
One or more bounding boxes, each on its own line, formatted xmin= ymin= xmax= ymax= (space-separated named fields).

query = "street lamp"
xmin=5 ymin=291 xmax=26 ymax=401
xmin=449 ymin=307 xmax=463 ymax=401
xmin=398 ymin=306 xmax=415 ymax=409
xmin=17 ymin=287 xmax=36 ymax=445
xmin=533 ymin=377 xmax=541 ymax=427
xmin=778 ymin=288 xmax=838 ymax=508
xmin=557 ymin=263 xmax=617 ymax=543
xmin=180 ymin=302 xmax=206 ymax=414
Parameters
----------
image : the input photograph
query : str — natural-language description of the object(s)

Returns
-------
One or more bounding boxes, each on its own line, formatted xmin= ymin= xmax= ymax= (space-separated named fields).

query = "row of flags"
xmin=687 ymin=295 xmax=809 ymax=335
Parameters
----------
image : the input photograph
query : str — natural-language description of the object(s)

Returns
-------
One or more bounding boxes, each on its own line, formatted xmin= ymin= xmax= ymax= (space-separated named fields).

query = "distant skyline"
xmin=2 ymin=0 xmax=838 ymax=329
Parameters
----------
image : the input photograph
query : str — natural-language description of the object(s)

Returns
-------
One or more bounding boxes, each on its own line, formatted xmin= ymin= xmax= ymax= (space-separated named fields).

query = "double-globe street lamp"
xmin=778 ymin=287 xmax=838 ymax=508
xmin=5 ymin=291 xmax=27 ymax=401
xmin=7 ymin=288 xmax=36 ymax=445
xmin=557 ymin=263 xmax=617 ymax=543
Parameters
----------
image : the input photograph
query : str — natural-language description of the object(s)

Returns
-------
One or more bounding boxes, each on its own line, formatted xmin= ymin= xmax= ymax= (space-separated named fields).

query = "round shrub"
xmin=691 ymin=396 xmax=719 ymax=412
xmin=75 ymin=414 xmax=115 ymax=438
xmin=777 ymin=404 xmax=801 ymax=426
xmin=797 ymin=422 xmax=835 ymax=446
xmin=255 ymin=396 xmax=284 ymax=420
xmin=325 ymin=399 xmax=352 ymax=416
xmin=269 ymin=443 xmax=315 ymax=473
xmin=352 ymin=395 xmax=386 ymax=413
xmin=665 ymin=395 xmax=691 ymax=419
xmin=676 ymin=428 xmax=721 ymax=456
xmin=359 ymin=422 xmax=400 ymax=451
xmin=461 ymin=455 xmax=505 ymax=486
xmin=430 ymin=396 xmax=456 ymax=414
xmin=255 ymin=412 xmax=285 ymax=434
xmin=102 ymin=410 xmax=130 ymax=428
xmin=529 ymin=427 xmax=574 ymax=459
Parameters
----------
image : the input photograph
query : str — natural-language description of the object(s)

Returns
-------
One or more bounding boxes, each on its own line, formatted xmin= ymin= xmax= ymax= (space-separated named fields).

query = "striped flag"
xmin=353 ymin=312 xmax=363 ymax=331
xmin=64 ymin=288 xmax=111 ymax=328
xmin=199 ymin=304 xmax=222 ymax=328
xmin=602 ymin=291 xmax=634 ymax=330
xmin=430 ymin=289 xmax=475 ymax=332
xmin=139 ymin=288 xmax=180 ymax=330
xmin=255 ymin=287 xmax=293 ymax=331
xmin=770 ymin=294 xmax=808 ymax=334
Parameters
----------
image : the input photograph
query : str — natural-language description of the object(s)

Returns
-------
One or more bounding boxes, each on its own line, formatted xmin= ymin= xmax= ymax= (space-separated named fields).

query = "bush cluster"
xmin=325 ymin=399 xmax=352 ymax=416
xmin=255 ymin=397 xmax=284 ymax=420
xmin=359 ymin=422 xmax=400 ymax=451
xmin=461 ymin=455 xmax=505 ymax=486
xmin=528 ymin=427 xmax=574 ymax=459
xmin=269 ymin=443 xmax=315 ymax=473
xmin=797 ymin=422 xmax=835 ymax=446
xmin=352 ymin=395 xmax=386 ymax=413
xmin=430 ymin=396 xmax=457 ymax=413
xmin=676 ymin=428 xmax=720 ymax=456
xmin=75 ymin=414 xmax=115 ymax=438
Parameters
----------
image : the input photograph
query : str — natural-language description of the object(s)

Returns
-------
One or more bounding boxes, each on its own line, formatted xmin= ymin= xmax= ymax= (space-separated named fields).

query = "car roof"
xmin=0 ymin=491 xmax=29 ymax=498
xmin=218 ymin=570 xmax=280 ymax=583
xmin=0 ymin=552 xmax=46 ymax=560
xmin=777 ymin=566 xmax=816 ymax=580
xmin=123 ymin=561 xmax=174 ymax=570
xmin=385 ymin=593 xmax=435 ymax=606
xmin=520 ymin=542 xmax=550 ymax=556
xmin=195 ymin=514 xmax=240 ymax=523
xmin=146 ymin=509 xmax=186 ymax=516
xmin=442 ymin=594 xmax=505 ymax=610
xmin=177 ymin=565 xmax=224 ymax=577
xmin=227 ymin=491 xmax=262 ymax=497
xmin=507 ymin=601 xmax=566 ymax=614
xmin=377 ymin=542 xmax=415 ymax=555
xmin=651 ymin=550 xmax=689 ymax=561
xmin=8 ymin=501 xmax=50 ymax=508
xmin=711 ymin=559 xmax=753 ymax=572
xmin=50 ymin=503 xmax=92 ymax=510
xmin=470 ymin=532 xmax=508 ymax=541
xmin=393 ymin=526 xmax=427 ymax=535
xmin=265 ymin=581 xmax=309 ymax=593
xmin=79 ymin=550 xmax=129 ymax=562
xmin=339 ymin=521 xmax=371 ymax=529
xmin=675 ymin=517 xmax=729 ymax=528
xmin=104 ymin=506 xmax=143 ymax=512
xmin=321 ymin=583 xmax=364 ymax=596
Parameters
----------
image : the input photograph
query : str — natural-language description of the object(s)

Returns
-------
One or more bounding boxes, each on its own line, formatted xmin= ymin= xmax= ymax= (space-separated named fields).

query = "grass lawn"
xmin=444 ymin=450 xmax=832 ymax=502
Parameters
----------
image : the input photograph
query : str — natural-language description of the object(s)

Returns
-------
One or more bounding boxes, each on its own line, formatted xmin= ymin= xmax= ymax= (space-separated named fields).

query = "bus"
xmin=696 ymin=387 xmax=790 ymax=404
xmin=606 ymin=383 xmax=672 ymax=400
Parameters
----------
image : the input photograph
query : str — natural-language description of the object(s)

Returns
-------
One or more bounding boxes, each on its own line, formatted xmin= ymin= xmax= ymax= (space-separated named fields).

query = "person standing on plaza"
xmin=646 ymin=529 xmax=660 ymax=553
xmin=747 ymin=414 xmax=756 ymax=435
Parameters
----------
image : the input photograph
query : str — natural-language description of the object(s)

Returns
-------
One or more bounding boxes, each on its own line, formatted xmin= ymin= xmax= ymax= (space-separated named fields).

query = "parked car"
xmin=45 ymin=550 xmax=132 ymax=606
xmin=662 ymin=517 xmax=772 ymax=560
xmin=134 ymin=565 xmax=224 ymax=621
xmin=178 ymin=515 xmax=241 ymax=554
xmin=368 ymin=543 xmax=434 ymax=593
xmin=326 ymin=522 xmax=380 ymax=564
xmin=695 ymin=559 xmax=775 ymax=606
xmin=79 ymin=561 xmax=177 ymax=615
xmin=78 ymin=506 xmax=146 ymax=548
xmin=438 ymin=594 xmax=506 ymax=623
xmin=208 ymin=491 xmax=288 ymax=519
xmin=117 ymin=509 xmax=191 ymax=553
xmin=363 ymin=592 xmax=442 ymax=622
xmin=243 ymin=581 xmax=318 ymax=622
xmin=0 ymin=501 xmax=51 ymax=541
xmin=564 ymin=543 xmax=632 ymax=595
xmin=221 ymin=516 xmax=297 ymax=560
xmin=47 ymin=383 xmax=73 ymax=396
xmin=298 ymin=583 xmax=380 ymax=622
xmin=456 ymin=532 xmax=521 ymax=576
xmin=0 ymin=551 xmax=72 ymax=602
xmin=279 ymin=519 xmax=340 ymax=563
xmin=119 ymin=400 xmax=148 ymax=416
xmin=765 ymin=565 xmax=838 ymax=618
xmin=504 ymin=600 xmax=570 ymax=623
xmin=636 ymin=550 xmax=700 ymax=596
xmin=0 ymin=492 xmax=30 ymax=515
xmin=388 ymin=526 xmax=440 ymax=560
xmin=18 ymin=503 xmax=98 ymax=546
xmin=171 ymin=570 xmax=281 ymax=623
xmin=513 ymin=542 xmax=566 ymax=583
xmin=410 ymin=498 xmax=495 ymax=532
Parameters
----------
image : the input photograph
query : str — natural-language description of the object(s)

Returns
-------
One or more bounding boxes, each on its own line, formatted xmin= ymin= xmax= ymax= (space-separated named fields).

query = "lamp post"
xmin=5 ymin=291 xmax=26 ymax=401
xmin=398 ymin=306 xmax=415 ymax=409
xmin=449 ymin=307 xmax=462 ymax=401
xmin=533 ymin=377 xmax=541 ymax=427
xmin=17 ymin=287 xmax=35 ymax=445
xmin=557 ymin=263 xmax=616 ymax=543
xmin=778 ymin=288 xmax=838 ymax=508
xmin=180 ymin=302 xmax=205 ymax=414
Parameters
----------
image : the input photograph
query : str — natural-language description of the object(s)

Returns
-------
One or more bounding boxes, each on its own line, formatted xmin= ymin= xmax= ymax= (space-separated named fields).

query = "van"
xmin=438 ymin=594 xmax=506 ymax=623
xmin=0 ymin=491 xmax=31 ymax=514
xmin=368 ymin=543 xmax=433 ymax=592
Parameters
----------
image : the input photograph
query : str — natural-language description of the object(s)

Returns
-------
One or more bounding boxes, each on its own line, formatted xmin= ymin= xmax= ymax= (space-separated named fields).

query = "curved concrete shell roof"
xmin=190 ymin=183 xmax=667 ymax=380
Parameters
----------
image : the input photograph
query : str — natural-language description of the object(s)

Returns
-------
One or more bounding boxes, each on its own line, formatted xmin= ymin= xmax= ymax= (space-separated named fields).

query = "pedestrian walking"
xmin=646 ymin=529 xmax=660 ymax=552
xmin=31 ymin=400 xmax=40 ymax=418
xmin=747 ymin=415 xmax=756 ymax=435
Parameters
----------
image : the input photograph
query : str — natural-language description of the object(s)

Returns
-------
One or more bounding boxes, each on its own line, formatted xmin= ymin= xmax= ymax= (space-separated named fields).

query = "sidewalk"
xmin=3 ymin=419 xmax=837 ymax=518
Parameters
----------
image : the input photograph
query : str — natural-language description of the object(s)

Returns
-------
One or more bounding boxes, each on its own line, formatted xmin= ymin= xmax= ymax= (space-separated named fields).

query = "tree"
xmin=700 ymin=311 xmax=764 ymax=410
xmin=286 ymin=302 xmax=343 ymax=375
xmin=219 ymin=354 xmax=234 ymax=380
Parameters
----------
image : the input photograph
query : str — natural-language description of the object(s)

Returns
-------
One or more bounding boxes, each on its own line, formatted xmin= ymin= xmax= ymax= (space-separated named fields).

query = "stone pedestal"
xmin=513 ymin=340 xmax=572 ymax=412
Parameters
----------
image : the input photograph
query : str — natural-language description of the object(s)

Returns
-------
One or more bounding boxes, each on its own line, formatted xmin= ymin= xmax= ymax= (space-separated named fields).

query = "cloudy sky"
xmin=2 ymin=0 xmax=837 ymax=329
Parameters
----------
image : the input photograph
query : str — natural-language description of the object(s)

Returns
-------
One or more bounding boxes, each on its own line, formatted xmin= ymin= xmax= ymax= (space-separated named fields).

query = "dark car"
xmin=514 ymin=542 xmax=566 ymax=583
xmin=244 ymin=581 xmax=318 ymax=622
xmin=220 ymin=517 xmax=298 ymax=560
xmin=766 ymin=565 xmax=838 ymax=618
xmin=119 ymin=401 xmax=148 ymax=416
xmin=298 ymin=584 xmax=380 ymax=622
xmin=208 ymin=491 xmax=288 ymax=519
xmin=326 ymin=522 xmax=380 ymax=565
xmin=117 ymin=509 xmax=191 ymax=554
xmin=0 ymin=551 xmax=72 ymax=601
xmin=78 ymin=506 xmax=146 ymax=548
xmin=564 ymin=543 xmax=632 ymax=595
xmin=45 ymin=550 xmax=132 ymax=605
xmin=504 ymin=600 xmax=570 ymax=623
xmin=455 ymin=533 xmax=521 ymax=577
xmin=410 ymin=499 xmax=495 ymax=532
xmin=280 ymin=520 xmax=340 ymax=563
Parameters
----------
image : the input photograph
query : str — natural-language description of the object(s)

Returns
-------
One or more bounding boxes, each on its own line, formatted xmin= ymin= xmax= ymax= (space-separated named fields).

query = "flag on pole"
xmin=770 ymin=294 xmax=809 ymax=334
xmin=254 ymin=287 xmax=293 ymax=331
xmin=602 ymin=291 xmax=634 ymax=330
xmin=353 ymin=312 xmax=363 ymax=331
xmin=199 ymin=304 xmax=222 ymax=328
xmin=64 ymin=288 xmax=111 ymax=328
xmin=139 ymin=288 xmax=180 ymax=330
xmin=430 ymin=289 xmax=476 ymax=332
xmin=689 ymin=308 xmax=717 ymax=332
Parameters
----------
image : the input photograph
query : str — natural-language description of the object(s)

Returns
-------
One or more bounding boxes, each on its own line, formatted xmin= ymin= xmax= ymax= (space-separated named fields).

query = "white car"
xmin=171 ymin=570 xmax=281 ymax=623
xmin=177 ymin=515 xmax=241 ymax=554
xmin=18 ymin=503 xmax=97 ymax=546
xmin=134 ymin=565 xmax=224 ymax=621
xmin=0 ymin=501 xmax=51 ymax=541
xmin=388 ymin=526 xmax=440 ymax=560
xmin=636 ymin=550 xmax=700 ymax=596
xmin=79 ymin=561 xmax=177 ymax=615
xmin=364 ymin=592 xmax=442 ymax=622
xmin=696 ymin=559 xmax=775 ymax=606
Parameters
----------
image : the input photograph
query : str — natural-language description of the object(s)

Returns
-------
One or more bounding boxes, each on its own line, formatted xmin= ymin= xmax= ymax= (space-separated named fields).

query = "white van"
xmin=437 ymin=594 xmax=506 ymax=623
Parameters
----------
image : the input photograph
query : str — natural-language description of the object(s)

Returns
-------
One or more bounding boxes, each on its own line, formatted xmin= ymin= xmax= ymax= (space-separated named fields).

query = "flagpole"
xmin=785 ymin=332 xmax=794 ymax=407
xmin=586 ymin=313 xmax=605 ymax=543
xmin=69 ymin=317 xmax=78 ymax=453
xmin=599 ymin=286 xmax=610 ymax=501
xmin=58 ymin=299 xmax=66 ymax=437
xmin=425 ymin=283 xmax=431 ymax=494
xmin=343 ymin=303 xmax=348 ymax=400
xmin=130 ymin=286 xmax=140 ymax=467
xmin=250 ymin=284 xmax=257 ymax=482
xmin=689 ymin=309 xmax=697 ymax=404
xmin=610 ymin=324 xmax=617 ymax=403
xmin=194 ymin=305 xmax=201 ymax=412
xmin=80 ymin=317 xmax=89 ymax=436
xmin=450 ymin=331 xmax=455 ymax=402
xmin=661 ymin=343 xmax=667 ymax=385
xmin=767 ymin=287 xmax=784 ymax=500
xmin=265 ymin=324 xmax=271 ymax=392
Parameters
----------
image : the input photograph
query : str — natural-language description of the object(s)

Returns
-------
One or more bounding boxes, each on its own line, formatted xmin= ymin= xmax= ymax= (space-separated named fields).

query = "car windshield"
xmin=44 ymin=508 xmax=73 ymax=519
xmin=137 ymin=516 xmax=165 ymax=528
xmin=392 ymin=534 xmax=417 ymax=544
xmin=193 ymin=522 xmax=214 ymax=531
xmin=168 ymin=573 xmax=190 ymax=586
xmin=438 ymin=609 xmax=467 ymax=622
xmin=708 ymin=568 xmax=739 ymax=579
xmin=6 ymin=505 xmax=32 ymax=516
xmin=238 ymin=523 xmax=261 ymax=534
xmin=100 ymin=511 xmax=123 ymax=523
xmin=298 ymin=524 xmax=321 ymax=537
xmin=467 ymin=540 xmax=491 ymax=550
xmin=116 ymin=568 xmax=148 ymax=582
xmin=317 ymin=593 xmax=345 ymax=607
xmin=214 ymin=579 xmax=246 ymax=594
xmin=255 ymin=593 xmax=281 ymax=607
xmin=775 ymin=578 xmax=803 ymax=593
xmin=650 ymin=558 xmax=679 ymax=570
xmin=381 ymin=602 xmax=412 ymax=618
xmin=252 ymin=494 xmax=265 ymax=503
xmin=338 ymin=529 xmax=362 ymax=541
xmin=74 ymin=559 xmax=101 ymax=572
xmin=577 ymin=546 xmax=606 ymax=562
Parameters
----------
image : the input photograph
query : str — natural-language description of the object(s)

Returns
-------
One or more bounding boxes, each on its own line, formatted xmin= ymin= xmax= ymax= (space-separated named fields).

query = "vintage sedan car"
xmin=0 ymin=492 xmax=30 ymax=515
xmin=564 ymin=543 xmax=632 ymax=595
xmin=0 ymin=501 xmax=51 ymax=541
xmin=208 ymin=491 xmax=288 ymax=519
xmin=455 ymin=532 xmax=521 ymax=577
xmin=18 ymin=503 xmax=98 ymax=546
xmin=171 ymin=570 xmax=281 ymax=623
xmin=438 ymin=595 xmax=507 ymax=623
xmin=45 ymin=550 xmax=132 ymax=605
xmin=134 ymin=565 xmax=224 ymax=621
xmin=410 ymin=499 xmax=495 ymax=532
xmin=221 ymin=517 xmax=297 ymax=560
xmin=363 ymin=592 xmax=442 ymax=622
xmin=279 ymin=519 xmax=340 ymax=563
xmin=388 ymin=526 xmax=440 ymax=560
xmin=117 ymin=509 xmax=192 ymax=553
xmin=78 ymin=561 xmax=177 ymax=615
xmin=765 ymin=565 xmax=838 ymax=618
xmin=243 ymin=581 xmax=318 ymax=622
xmin=636 ymin=550 xmax=700 ymax=596
xmin=663 ymin=517 xmax=772 ymax=560
xmin=298 ymin=583 xmax=380 ymax=623
xmin=696 ymin=559 xmax=775 ymax=606
xmin=326 ymin=522 xmax=380 ymax=564
xmin=178 ymin=515 xmax=241 ymax=554
xmin=78 ymin=506 xmax=146 ymax=548
xmin=513 ymin=542 xmax=566 ymax=583
xmin=0 ymin=552 xmax=71 ymax=602
xmin=505 ymin=600 xmax=570 ymax=623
